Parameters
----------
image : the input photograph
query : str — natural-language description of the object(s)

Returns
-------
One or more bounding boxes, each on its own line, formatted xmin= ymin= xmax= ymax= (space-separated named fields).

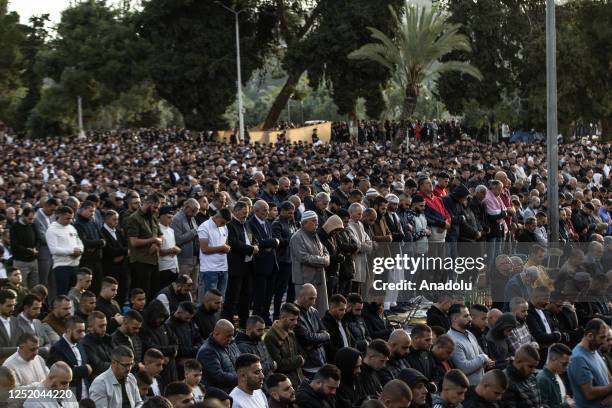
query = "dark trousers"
xmin=253 ymin=272 xmax=276 ymax=324
xmin=273 ymin=262 xmax=294 ymax=320
xmin=223 ymin=267 xmax=253 ymax=328
xmin=160 ymin=269 xmax=178 ymax=290
xmin=338 ymin=278 xmax=352 ymax=298
xmin=131 ymin=262 xmax=160 ymax=297
xmin=54 ymin=265 xmax=78 ymax=296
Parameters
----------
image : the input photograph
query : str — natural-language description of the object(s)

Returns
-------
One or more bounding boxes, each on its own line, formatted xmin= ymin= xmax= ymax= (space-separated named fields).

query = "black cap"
xmin=397 ymin=368 xmax=437 ymax=393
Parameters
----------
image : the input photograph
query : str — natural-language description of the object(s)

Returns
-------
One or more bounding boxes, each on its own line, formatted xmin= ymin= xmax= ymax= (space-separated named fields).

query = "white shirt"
xmin=63 ymin=334 xmax=88 ymax=399
xmin=230 ymin=387 xmax=269 ymax=408
xmin=193 ymin=385 xmax=205 ymax=402
xmin=2 ymin=352 xmax=49 ymax=386
xmin=235 ymin=217 xmax=253 ymax=263
xmin=159 ymin=224 xmax=179 ymax=272
xmin=198 ymin=218 xmax=228 ymax=272
xmin=151 ymin=377 xmax=161 ymax=396
xmin=338 ymin=322 xmax=349 ymax=347
xmin=535 ymin=308 xmax=552 ymax=334
xmin=0 ymin=316 xmax=11 ymax=338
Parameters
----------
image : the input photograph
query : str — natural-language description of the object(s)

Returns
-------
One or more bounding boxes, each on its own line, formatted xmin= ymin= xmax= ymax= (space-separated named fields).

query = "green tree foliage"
xmin=28 ymin=0 xmax=152 ymax=135
xmin=348 ymin=2 xmax=482 ymax=120
xmin=0 ymin=0 xmax=26 ymax=126
xmin=307 ymin=0 xmax=402 ymax=120
xmin=138 ymin=0 xmax=277 ymax=130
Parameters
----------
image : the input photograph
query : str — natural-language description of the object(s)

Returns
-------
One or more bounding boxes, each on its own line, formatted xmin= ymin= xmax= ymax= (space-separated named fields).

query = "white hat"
xmin=366 ymin=188 xmax=379 ymax=197
xmin=385 ymin=194 xmax=399 ymax=204
xmin=301 ymin=211 xmax=318 ymax=222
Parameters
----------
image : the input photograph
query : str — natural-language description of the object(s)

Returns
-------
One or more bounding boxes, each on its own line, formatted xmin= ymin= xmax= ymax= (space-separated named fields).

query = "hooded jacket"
xmin=318 ymin=216 xmax=345 ymax=279
xmin=335 ymin=347 xmax=362 ymax=408
xmin=140 ymin=299 xmax=178 ymax=385
xmin=485 ymin=313 xmax=517 ymax=370
xmin=397 ymin=368 xmax=435 ymax=408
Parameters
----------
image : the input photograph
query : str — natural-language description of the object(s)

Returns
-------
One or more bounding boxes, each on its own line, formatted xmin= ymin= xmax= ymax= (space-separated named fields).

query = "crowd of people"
xmin=0 ymin=125 xmax=610 ymax=407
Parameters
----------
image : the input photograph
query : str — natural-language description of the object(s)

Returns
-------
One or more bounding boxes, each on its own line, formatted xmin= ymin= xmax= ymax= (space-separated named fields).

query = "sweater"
xmin=45 ymin=222 xmax=84 ymax=267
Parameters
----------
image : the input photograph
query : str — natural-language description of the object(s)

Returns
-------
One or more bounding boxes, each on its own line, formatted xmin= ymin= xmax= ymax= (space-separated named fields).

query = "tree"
xmin=348 ymin=2 xmax=483 ymax=120
xmin=139 ymin=0 xmax=276 ymax=130
xmin=28 ymin=0 xmax=153 ymax=135
xmin=307 ymin=0 xmax=402 ymax=120
xmin=0 ymin=0 xmax=26 ymax=127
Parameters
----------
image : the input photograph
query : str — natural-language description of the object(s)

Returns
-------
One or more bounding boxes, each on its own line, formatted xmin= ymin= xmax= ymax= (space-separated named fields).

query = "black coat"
xmin=100 ymin=226 xmax=129 ymax=272
xmin=235 ymin=331 xmax=276 ymax=376
xmin=406 ymin=348 xmax=434 ymax=381
xmin=362 ymin=303 xmax=392 ymax=341
xmin=295 ymin=304 xmax=330 ymax=371
xmin=165 ymin=315 xmax=202 ymax=359
xmin=74 ymin=215 xmax=104 ymax=261
xmin=227 ymin=218 xmax=257 ymax=277
xmin=336 ymin=228 xmax=359 ymax=281
xmin=194 ymin=304 xmax=219 ymax=340
xmin=47 ymin=337 xmax=90 ymax=400
xmin=342 ymin=312 xmax=371 ymax=350
xmin=197 ymin=335 xmax=241 ymax=393
xmin=526 ymin=303 xmax=562 ymax=366
xmin=426 ymin=305 xmax=451 ymax=332
xmin=463 ymin=386 xmax=501 ymax=408
xmin=355 ymin=362 xmax=382 ymax=399
xmin=378 ymin=354 xmax=411 ymax=385
xmin=272 ymin=217 xmax=298 ymax=264
xmin=322 ymin=311 xmax=353 ymax=363
xmin=140 ymin=299 xmax=178 ymax=385
xmin=296 ymin=381 xmax=336 ymax=408
xmin=318 ymin=229 xmax=342 ymax=279
xmin=111 ymin=328 xmax=143 ymax=363
xmin=81 ymin=332 xmax=113 ymax=377
xmin=502 ymin=363 xmax=542 ymax=408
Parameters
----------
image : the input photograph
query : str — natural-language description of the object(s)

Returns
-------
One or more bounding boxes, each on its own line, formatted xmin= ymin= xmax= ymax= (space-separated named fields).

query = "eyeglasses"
xmin=113 ymin=360 xmax=134 ymax=369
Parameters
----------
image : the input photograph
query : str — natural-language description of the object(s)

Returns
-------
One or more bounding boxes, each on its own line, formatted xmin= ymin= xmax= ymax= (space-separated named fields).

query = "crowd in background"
xmin=0 ymin=125 xmax=610 ymax=407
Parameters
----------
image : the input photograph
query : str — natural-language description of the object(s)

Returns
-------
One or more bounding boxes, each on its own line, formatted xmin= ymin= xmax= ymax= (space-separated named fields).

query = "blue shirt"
xmin=567 ymin=344 xmax=612 ymax=408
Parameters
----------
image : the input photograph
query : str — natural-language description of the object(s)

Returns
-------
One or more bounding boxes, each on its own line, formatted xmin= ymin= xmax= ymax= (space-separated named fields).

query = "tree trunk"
xmin=602 ymin=117 xmax=612 ymax=141
xmin=262 ymin=70 xmax=303 ymax=130
xmin=402 ymin=84 xmax=419 ymax=121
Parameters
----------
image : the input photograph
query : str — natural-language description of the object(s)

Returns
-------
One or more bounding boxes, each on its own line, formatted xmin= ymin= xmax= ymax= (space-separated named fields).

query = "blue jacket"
xmin=196 ymin=335 xmax=240 ymax=393
xmin=248 ymin=216 xmax=279 ymax=276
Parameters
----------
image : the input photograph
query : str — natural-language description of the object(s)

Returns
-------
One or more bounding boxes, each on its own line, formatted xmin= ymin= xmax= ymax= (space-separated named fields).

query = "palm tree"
xmin=348 ymin=1 xmax=483 ymax=119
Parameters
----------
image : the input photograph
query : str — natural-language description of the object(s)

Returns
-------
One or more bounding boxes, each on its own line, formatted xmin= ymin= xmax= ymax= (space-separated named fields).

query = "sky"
xmin=7 ymin=0 xmax=72 ymax=24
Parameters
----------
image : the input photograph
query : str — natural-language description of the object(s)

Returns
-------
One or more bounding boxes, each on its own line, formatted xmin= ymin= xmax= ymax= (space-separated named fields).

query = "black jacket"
xmin=95 ymin=296 xmax=121 ymax=334
xmin=355 ymin=362 xmax=382 ymax=400
xmin=526 ymin=303 xmax=562 ymax=366
xmin=165 ymin=315 xmax=202 ymax=359
xmin=111 ymin=328 xmax=143 ymax=363
xmin=193 ymin=304 xmax=219 ymax=340
xmin=378 ymin=353 xmax=411 ymax=385
xmin=100 ymin=226 xmax=129 ymax=269
xmin=227 ymin=218 xmax=257 ymax=277
xmin=406 ymin=348 xmax=434 ymax=380
xmin=140 ymin=299 xmax=178 ymax=385
xmin=335 ymin=347 xmax=362 ymax=408
xmin=9 ymin=221 xmax=40 ymax=262
xmin=74 ymin=215 xmax=105 ymax=261
xmin=502 ymin=363 xmax=542 ymax=408
xmin=322 ymin=311 xmax=353 ymax=363
xmin=462 ymin=386 xmax=501 ymax=408
xmin=295 ymin=304 xmax=330 ymax=371
xmin=296 ymin=380 xmax=336 ymax=408
xmin=343 ymin=312 xmax=371 ymax=351
xmin=485 ymin=313 xmax=517 ymax=370
xmin=272 ymin=217 xmax=298 ymax=264
xmin=235 ymin=331 xmax=276 ymax=376
xmin=336 ymin=228 xmax=359 ymax=281
xmin=249 ymin=216 xmax=279 ymax=276
xmin=549 ymin=305 xmax=582 ymax=348
xmin=47 ymin=337 xmax=90 ymax=400
xmin=81 ymin=332 xmax=113 ymax=377
xmin=426 ymin=305 xmax=451 ymax=332
xmin=469 ymin=326 xmax=490 ymax=357
xmin=362 ymin=303 xmax=392 ymax=341
xmin=318 ymin=228 xmax=342 ymax=279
